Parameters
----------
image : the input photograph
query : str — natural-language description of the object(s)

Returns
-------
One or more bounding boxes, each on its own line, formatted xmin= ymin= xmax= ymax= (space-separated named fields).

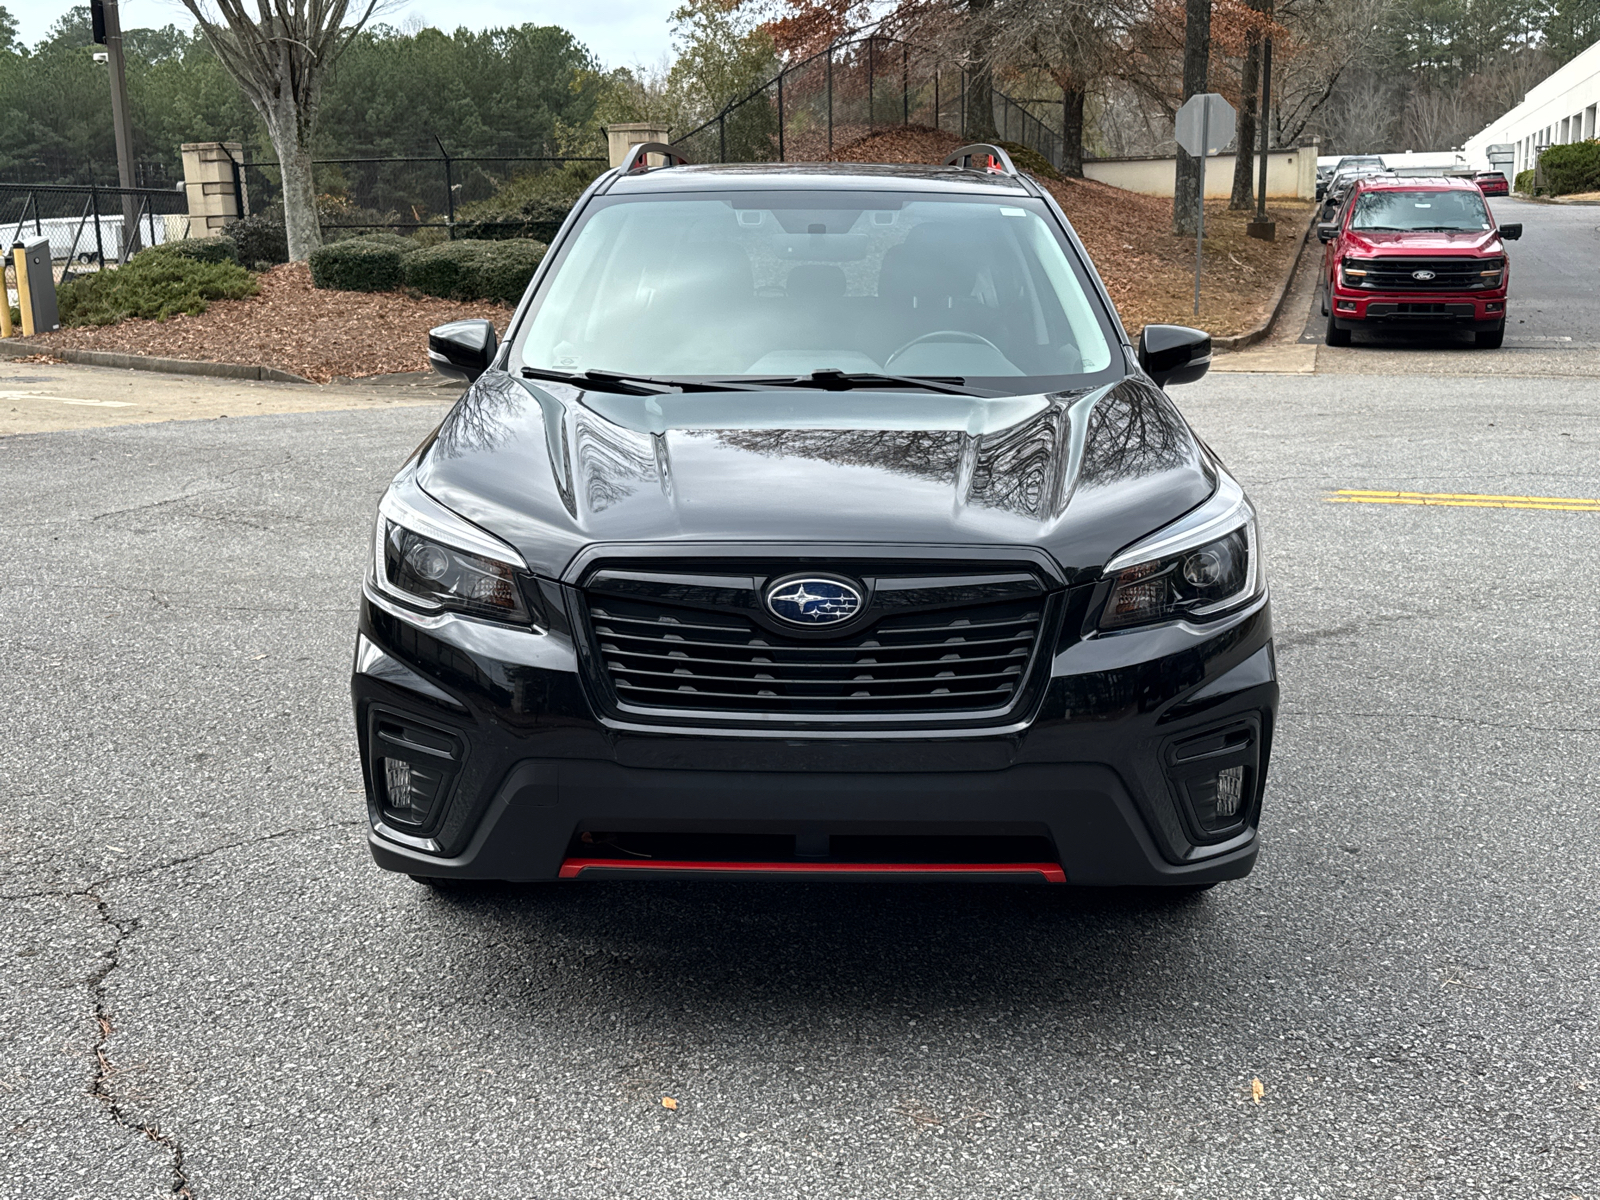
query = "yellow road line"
xmin=1328 ymin=489 xmax=1600 ymax=512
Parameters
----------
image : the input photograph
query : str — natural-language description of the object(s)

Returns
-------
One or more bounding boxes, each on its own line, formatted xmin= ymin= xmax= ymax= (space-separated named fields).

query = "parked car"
xmin=1318 ymin=175 xmax=1521 ymax=348
xmin=1317 ymin=155 xmax=1385 ymax=199
xmin=1319 ymin=165 xmax=1393 ymax=219
xmin=1474 ymin=171 xmax=1510 ymax=196
xmin=352 ymin=143 xmax=1277 ymax=890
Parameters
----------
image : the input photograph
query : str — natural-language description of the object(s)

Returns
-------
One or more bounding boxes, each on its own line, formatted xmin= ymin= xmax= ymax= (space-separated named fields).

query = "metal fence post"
xmin=827 ymin=45 xmax=834 ymax=154
xmin=91 ymin=184 xmax=104 ymax=268
xmin=867 ymin=37 xmax=875 ymax=128
xmin=934 ymin=66 xmax=940 ymax=131
xmin=961 ymin=71 xmax=967 ymax=138
xmin=719 ymin=113 xmax=726 ymax=163
xmin=440 ymin=146 xmax=456 ymax=239
xmin=777 ymin=72 xmax=785 ymax=161
xmin=903 ymin=42 xmax=909 ymax=125
xmin=32 ymin=191 xmax=41 ymax=237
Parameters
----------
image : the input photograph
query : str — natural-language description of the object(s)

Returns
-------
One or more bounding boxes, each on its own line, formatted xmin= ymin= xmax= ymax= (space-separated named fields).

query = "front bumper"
xmin=352 ymin=583 xmax=1278 ymax=886
xmin=1330 ymin=285 xmax=1506 ymax=330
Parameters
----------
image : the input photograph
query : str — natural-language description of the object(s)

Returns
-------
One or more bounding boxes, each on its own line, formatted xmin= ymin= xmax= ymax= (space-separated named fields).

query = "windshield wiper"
xmin=729 ymin=369 xmax=988 ymax=397
xmin=520 ymin=366 xmax=757 ymax=394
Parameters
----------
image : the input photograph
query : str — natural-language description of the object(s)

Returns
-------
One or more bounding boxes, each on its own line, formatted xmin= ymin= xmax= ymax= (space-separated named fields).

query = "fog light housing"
xmin=1335 ymin=299 xmax=1357 ymax=312
xmin=367 ymin=709 xmax=463 ymax=833
xmin=1164 ymin=719 xmax=1261 ymax=842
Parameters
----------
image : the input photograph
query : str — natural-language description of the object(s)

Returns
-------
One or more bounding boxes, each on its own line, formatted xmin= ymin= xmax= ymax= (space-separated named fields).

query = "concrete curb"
xmin=0 ymin=340 xmax=313 ymax=385
xmin=1211 ymin=206 xmax=1319 ymax=353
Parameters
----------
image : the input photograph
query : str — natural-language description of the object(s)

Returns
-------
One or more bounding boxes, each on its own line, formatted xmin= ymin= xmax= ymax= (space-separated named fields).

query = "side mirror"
xmin=1315 ymin=183 xmax=1327 ymax=199
xmin=1317 ymin=222 xmax=1339 ymax=243
xmin=427 ymin=319 xmax=497 ymax=382
xmin=1138 ymin=324 xmax=1211 ymax=388
xmin=1499 ymin=222 xmax=1522 ymax=240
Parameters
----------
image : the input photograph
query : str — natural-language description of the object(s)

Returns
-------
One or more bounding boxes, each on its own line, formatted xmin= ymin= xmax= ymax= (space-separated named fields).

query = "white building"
xmin=1462 ymin=39 xmax=1600 ymax=175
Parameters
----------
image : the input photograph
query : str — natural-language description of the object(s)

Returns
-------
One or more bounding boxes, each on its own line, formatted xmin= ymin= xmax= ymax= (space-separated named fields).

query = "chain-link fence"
xmin=0 ymin=183 xmax=193 ymax=279
xmin=240 ymin=152 xmax=605 ymax=234
xmin=669 ymin=34 xmax=1066 ymax=170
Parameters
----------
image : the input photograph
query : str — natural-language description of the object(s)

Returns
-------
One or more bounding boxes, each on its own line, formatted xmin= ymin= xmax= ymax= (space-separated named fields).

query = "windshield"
xmin=1350 ymin=189 xmax=1490 ymax=232
xmin=516 ymin=191 xmax=1117 ymax=391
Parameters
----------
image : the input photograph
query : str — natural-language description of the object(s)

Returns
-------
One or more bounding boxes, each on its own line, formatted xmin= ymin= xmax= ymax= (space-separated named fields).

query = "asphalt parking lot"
xmin=4 ymin=222 xmax=1599 ymax=1195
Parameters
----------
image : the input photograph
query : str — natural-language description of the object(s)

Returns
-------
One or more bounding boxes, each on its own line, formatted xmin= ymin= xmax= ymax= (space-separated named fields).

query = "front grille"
xmin=1349 ymin=257 xmax=1501 ymax=291
xmin=580 ymin=570 xmax=1051 ymax=717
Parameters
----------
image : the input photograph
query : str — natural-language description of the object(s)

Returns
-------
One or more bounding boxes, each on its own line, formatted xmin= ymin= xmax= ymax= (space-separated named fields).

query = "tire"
xmin=1324 ymin=309 xmax=1352 ymax=347
xmin=1475 ymin=322 xmax=1505 ymax=349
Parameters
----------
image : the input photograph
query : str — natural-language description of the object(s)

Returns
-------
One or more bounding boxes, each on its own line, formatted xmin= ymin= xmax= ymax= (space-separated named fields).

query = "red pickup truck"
xmin=1318 ymin=176 xmax=1521 ymax=348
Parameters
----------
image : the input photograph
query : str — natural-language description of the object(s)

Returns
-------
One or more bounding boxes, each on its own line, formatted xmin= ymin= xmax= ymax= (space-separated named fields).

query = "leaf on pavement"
xmin=1251 ymin=1078 xmax=1264 ymax=1104
xmin=661 ymin=1096 xmax=678 ymax=1111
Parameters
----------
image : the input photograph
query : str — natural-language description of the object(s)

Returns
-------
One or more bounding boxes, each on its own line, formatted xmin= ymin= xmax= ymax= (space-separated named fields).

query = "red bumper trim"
xmin=558 ymin=858 xmax=1068 ymax=882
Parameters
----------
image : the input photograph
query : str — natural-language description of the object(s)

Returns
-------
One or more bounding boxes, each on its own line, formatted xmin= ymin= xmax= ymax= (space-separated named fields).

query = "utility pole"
xmin=92 ymin=0 xmax=140 ymax=257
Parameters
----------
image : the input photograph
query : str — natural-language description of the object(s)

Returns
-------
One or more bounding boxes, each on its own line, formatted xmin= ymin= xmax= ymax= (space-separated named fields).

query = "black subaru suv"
xmin=353 ymin=143 xmax=1276 ymax=888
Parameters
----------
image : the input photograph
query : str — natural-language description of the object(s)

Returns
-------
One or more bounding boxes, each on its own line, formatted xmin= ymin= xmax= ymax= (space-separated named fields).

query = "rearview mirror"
xmin=428 ymin=319 xmax=497 ymax=382
xmin=1138 ymin=324 xmax=1211 ymax=388
xmin=1317 ymin=222 xmax=1339 ymax=243
xmin=1499 ymin=222 xmax=1522 ymax=240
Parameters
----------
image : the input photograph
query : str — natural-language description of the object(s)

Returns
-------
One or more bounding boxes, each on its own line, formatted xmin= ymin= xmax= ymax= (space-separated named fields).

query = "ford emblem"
xmin=763 ymin=576 xmax=863 ymax=626
xmin=1412 ymin=269 xmax=1436 ymax=281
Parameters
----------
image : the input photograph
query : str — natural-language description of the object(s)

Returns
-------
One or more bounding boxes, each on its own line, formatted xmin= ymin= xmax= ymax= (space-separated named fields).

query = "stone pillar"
xmin=181 ymin=141 xmax=245 ymax=237
xmin=605 ymin=123 xmax=672 ymax=170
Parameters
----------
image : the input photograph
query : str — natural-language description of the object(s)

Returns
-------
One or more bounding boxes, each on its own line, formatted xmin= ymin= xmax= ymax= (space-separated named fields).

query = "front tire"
xmin=1325 ymin=310 xmax=1352 ymax=347
xmin=1475 ymin=321 xmax=1505 ymax=349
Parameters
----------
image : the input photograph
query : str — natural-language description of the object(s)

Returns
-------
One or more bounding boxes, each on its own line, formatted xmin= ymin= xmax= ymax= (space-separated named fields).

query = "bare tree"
xmin=1173 ymin=0 xmax=1211 ymax=235
xmin=179 ymin=0 xmax=384 ymax=260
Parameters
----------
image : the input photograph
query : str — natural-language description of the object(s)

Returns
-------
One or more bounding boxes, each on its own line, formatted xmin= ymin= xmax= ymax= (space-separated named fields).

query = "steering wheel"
xmin=885 ymin=329 xmax=1006 ymax=370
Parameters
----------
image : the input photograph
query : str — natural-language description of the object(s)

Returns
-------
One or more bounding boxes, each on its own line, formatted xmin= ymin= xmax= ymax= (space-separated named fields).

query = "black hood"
xmin=415 ymin=372 xmax=1214 ymax=581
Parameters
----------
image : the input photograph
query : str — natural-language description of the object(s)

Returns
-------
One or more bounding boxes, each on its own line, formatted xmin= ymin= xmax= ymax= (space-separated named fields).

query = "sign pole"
xmin=1194 ymin=104 xmax=1208 ymax=317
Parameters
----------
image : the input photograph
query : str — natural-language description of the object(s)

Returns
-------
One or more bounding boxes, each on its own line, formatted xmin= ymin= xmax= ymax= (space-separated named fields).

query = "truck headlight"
xmin=1099 ymin=475 xmax=1265 ymax=631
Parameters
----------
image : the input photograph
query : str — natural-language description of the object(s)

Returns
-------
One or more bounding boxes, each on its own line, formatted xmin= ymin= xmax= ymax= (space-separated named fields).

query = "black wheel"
xmin=1475 ymin=322 xmax=1505 ymax=349
xmin=1324 ymin=309 xmax=1352 ymax=347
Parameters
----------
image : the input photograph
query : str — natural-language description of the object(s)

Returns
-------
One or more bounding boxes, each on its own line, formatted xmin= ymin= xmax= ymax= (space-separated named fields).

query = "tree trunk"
xmin=1062 ymin=86 xmax=1085 ymax=177
xmin=1172 ymin=0 xmax=1212 ymax=235
xmin=965 ymin=0 xmax=999 ymax=140
xmin=1231 ymin=33 xmax=1261 ymax=210
xmin=263 ymin=102 xmax=322 ymax=261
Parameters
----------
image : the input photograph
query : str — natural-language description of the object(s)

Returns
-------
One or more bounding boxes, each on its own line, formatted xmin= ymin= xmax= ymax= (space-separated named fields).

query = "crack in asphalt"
xmin=0 ymin=819 xmax=362 ymax=903
xmin=85 ymin=891 xmax=193 ymax=1199
xmin=1 ymin=819 xmax=361 ymax=1197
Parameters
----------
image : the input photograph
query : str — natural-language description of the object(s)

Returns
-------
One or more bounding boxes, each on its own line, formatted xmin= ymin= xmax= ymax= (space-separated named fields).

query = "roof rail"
xmin=943 ymin=144 xmax=1019 ymax=176
xmin=622 ymin=142 xmax=692 ymax=174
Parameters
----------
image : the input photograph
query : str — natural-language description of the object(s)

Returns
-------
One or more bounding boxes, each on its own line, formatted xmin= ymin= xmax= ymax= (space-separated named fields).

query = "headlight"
xmin=372 ymin=478 xmax=532 ymax=624
xmin=1339 ymin=258 xmax=1369 ymax=286
xmin=1099 ymin=476 xmax=1264 ymax=631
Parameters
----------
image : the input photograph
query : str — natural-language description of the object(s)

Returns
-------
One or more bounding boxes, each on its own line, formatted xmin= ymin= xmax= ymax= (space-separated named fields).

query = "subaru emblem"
xmin=763 ymin=576 xmax=863 ymax=626
xmin=1412 ymin=269 xmax=1436 ymax=281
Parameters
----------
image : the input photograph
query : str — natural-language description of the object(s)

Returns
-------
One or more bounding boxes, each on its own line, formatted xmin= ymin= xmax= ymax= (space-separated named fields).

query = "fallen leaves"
xmin=1251 ymin=1077 xmax=1265 ymax=1105
xmin=661 ymin=1097 xmax=678 ymax=1111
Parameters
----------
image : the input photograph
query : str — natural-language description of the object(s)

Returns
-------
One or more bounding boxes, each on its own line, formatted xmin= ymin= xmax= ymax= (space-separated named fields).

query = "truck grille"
xmin=579 ymin=569 xmax=1052 ymax=718
xmin=1350 ymin=257 xmax=1502 ymax=290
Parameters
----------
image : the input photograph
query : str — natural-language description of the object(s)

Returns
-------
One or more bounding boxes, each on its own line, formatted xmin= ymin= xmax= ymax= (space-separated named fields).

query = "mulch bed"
xmin=29 ymin=263 xmax=506 ymax=384
xmin=832 ymin=127 xmax=1311 ymax=339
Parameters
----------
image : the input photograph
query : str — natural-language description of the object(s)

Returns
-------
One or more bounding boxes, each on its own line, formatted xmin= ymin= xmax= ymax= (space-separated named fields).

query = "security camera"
xmin=92 ymin=51 xmax=108 ymax=63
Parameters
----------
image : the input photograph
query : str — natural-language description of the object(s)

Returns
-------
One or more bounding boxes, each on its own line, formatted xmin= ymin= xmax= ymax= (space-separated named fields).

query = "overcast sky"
xmin=11 ymin=0 xmax=681 ymax=70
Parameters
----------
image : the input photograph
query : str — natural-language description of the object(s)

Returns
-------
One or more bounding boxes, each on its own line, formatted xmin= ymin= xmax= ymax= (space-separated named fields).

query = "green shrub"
xmin=1514 ymin=168 xmax=1534 ymax=194
xmin=308 ymin=236 xmax=416 ymax=292
xmin=227 ymin=208 xmax=289 ymax=267
xmin=402 ymin=238 xmax=546 ymax=304
xmin=146 ymin=236 xmax=239 ymax=265
xmin=453 ymin=162 xmax=599 ymax=241
xmin=56 ymin=253 xmax=258 ymax=326
xmin=1537 ymin=140 xmax=1600 ymax=195
xmin=997 ymin=141 xmax=1062 ymax=181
